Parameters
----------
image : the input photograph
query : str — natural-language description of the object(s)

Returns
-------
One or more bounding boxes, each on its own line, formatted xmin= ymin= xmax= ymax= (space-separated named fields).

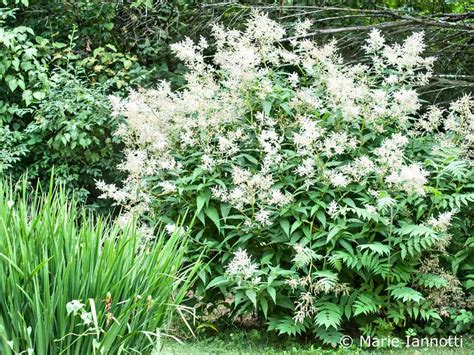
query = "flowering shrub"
xmin=100 ymin=13 xmax=473 ymax=344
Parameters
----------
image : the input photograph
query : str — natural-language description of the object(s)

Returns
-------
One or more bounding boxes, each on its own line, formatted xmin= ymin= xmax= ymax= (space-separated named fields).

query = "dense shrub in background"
xmin=0 ymin=179 xmax=197 ymax=354
xmin=23 ymin=70 xmax=123 ymax=201
xmin=0 ymin=7 xmax=49 ymax=123
xmin=0 ymin=66 xmax=122 ymax=201
xmin=101 ymin=13 xmax=473 ymax=344
xmin=0 ymin=7 xmax=133 ymax=200
xmin=3 ymin=0 xmax=188 ymax=87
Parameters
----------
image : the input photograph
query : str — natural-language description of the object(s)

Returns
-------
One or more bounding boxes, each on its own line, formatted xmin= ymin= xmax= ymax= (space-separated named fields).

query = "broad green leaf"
xmin=280 ymin=219 xmax=290 ymax=237
xmin=204 ymin=206 xmax=220 ymax=230
xmin=206 ymin=276 xmax=228 ymax=289
xmin=267 ymin=287 xmax=276 ymax=304
xmin=245 ymin=289 xmax=257 ymax=307
xmin=316 ymin=211 xmax=326 ymax=228
xmin=260 ymin=297 xmax=268 ymax=318
xmin=326 ymin=225 xmax=341 ymax=243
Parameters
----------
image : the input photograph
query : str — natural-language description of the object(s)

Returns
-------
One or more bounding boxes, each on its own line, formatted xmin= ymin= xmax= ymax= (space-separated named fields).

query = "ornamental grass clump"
xmin=0 ymin=179 xmax=197 ymax=354
xmin=100 ymin=12 xmax=473 ymax=344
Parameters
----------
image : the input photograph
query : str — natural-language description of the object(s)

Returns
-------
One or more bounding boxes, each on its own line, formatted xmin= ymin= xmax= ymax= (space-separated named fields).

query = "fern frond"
xmin=358 ymin=242 xmax=391 ymax=256
xmin=314 ymin=302 xmax=343 ymax=329
xmin=388 ymin=283 xmax=424 ymax=303
xmin=353 ymin=293 xmax=382 ymax=316
xmin=416 ymin=273 xmax=448 ymax=288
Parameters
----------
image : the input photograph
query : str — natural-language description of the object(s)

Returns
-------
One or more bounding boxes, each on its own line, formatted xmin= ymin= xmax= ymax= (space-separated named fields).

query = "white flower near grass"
xmin=66 ymin=300 xmax=85 ymax=315
xmin=81 ymin=312 xmax=93 ymax=326
xmin=165 ymin=224 xmax=186 ymax=236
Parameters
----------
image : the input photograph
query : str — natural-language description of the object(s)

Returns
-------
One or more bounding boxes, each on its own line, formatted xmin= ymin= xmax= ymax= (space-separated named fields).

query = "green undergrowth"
xmin=162 ymin=330 xmax=474 ymax=354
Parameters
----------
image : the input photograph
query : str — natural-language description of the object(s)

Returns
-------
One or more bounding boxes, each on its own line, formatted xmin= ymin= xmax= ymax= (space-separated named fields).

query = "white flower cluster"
xmin=428 ymin=211 xmax=455 ymax=232
xmin=99 ymin=12 xmax=469 ymax=234
xmin=385 ymin=163 xmax=429 ymax=196
xmin=294 ymin=292 xmax=315 ymax=323
xmin=444 ymin=94 xmax=474 ymax=160
xmin=211 ymin=165 xmax=292 ymax=225
xmin=225 ymin=248 xmax=260 ymax=285
xmin=365 ymin=29 xmax=435 ymax=80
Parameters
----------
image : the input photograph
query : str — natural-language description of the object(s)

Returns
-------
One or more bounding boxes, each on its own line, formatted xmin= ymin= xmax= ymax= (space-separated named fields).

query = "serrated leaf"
xmin=389 ymin=284 xmax=424 ymax=303
xmin=315 ymin=327 xmax=343 ymax=347
xmin=358 ymin=242 xmax=391 ymax=256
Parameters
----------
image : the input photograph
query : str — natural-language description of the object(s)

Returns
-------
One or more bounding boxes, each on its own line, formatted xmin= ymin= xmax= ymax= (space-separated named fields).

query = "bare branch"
xmin=282 ymin=21 xmax=414 ymax=41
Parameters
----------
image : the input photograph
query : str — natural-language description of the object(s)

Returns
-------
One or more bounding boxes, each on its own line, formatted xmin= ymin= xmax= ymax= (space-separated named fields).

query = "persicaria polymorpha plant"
xmin=98 ymin=12 xmax=473 ymax=344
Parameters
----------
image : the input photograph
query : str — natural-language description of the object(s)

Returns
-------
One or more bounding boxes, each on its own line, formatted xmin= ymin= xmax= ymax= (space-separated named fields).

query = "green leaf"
xmin=267 ymin=287 xmax=276 ymax=304
xmin=358 ymin=242 xmax=391 ymax=256
xmin=290 ymin=220 xmax=302 ymax=234
xmin=280 ymin=219 xmax=290 ymax=237
xmin=316 ymin=211 xmax=326 ymax=228
xmin=314 ymin=303 xmax=342 ymax=329
xmin=396 ymin=224 xmax=436 ymax=238
xmin=204 ymin=206 xmax=220 ymax=230
xmin=245 ymin=289 xmax=257 ymax=308
xmin=417 ymin=274 xmax=448 ymax=289
xmin=104 ymin=23 xmax=114 ymax=31
xmin=220 ymin=203 xmax=232 ymax=220
xmin=32 ymin=91 xmax=45 ymax=101
xmin=389 ymin=284 xmax=424 ymax=303
xmin=241 ymin=153 xmax=259 ymax=165
xmin=7 ymin=76 xmax=18 ymax=92
xmin=206 ymin=276 xmax=228 ymax=289
xmin=315 ymin=327 xmax=343 ymax=347
xmin=22 ymin=89 xmax=32 ymax=106
xmin=262 ymin=101 xmax=272 ymax=115
xmin=353 ymin=293 xmax=380 ymax=316
xmin=260 ymin=297 xmax=268 ymax=318
xmin=326 ymin=225 xmax=341 ymax=243
xmin=196 ymin=191 xmax=210 ymax=215
xmin=343 ymin=198 xmax=356 ymax=208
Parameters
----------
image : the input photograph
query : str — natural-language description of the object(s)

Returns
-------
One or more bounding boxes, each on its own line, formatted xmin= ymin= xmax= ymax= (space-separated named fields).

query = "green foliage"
xmin=0 ymin=7 xmax=146 ymax=201
xmin=0 ymin=179 xmax=198 ymax=354
xmin=0 ymin=8 xmax=49 ymax=122
xmin=22 ymin=70 xmax=122 ymax=201
xmin=0 ymin=125 xmax=27 ymax=170
xmin=268 ymin=316 xmax=309 ymax=337
xmin=104 ymin=14 xmax=473 ymax=343
xmin=1 ymin=68 xmax=122 ymax=201
xmin=0 ymin=0 xmax=472 ymax=347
